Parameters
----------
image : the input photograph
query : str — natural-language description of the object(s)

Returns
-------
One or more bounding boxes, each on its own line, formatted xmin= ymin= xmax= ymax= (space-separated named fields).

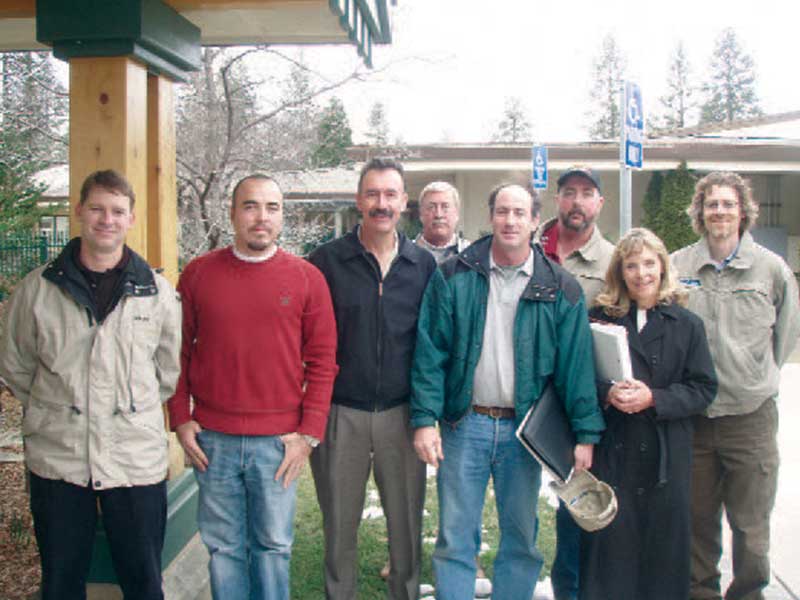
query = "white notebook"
xmin=590 ymin=322 xmax=633 ymax=382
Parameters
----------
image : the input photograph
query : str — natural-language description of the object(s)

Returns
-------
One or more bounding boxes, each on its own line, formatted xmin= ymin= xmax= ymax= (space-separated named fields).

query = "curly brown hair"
xmin=686 ymin=171 xmax=759 ymax=236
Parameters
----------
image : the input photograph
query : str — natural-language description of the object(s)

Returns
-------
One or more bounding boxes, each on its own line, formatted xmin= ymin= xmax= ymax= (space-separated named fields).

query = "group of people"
xmin=0 ymin=159 xmax=797 ymax=600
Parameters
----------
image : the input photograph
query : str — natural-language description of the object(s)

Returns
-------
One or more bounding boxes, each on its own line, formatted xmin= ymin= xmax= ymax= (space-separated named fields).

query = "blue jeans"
xmin=433 ymin=411 xmax=544 ymax=600
xmin=195 ymin=430 xmax=297 ymax=600
xmin=551 ymin=502 xmax=580 ymax=600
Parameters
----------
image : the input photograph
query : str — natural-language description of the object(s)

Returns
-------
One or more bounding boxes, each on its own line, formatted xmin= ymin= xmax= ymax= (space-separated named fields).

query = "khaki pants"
xmin=310 ymin=403 xmax=426 ymax=600
xmin=690 ymin=399 xmax=780 ymax=600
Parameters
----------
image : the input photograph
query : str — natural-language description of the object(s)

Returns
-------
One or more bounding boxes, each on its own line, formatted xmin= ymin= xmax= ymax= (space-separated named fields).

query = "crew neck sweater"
xmin=168 ymin=247 xmax=338 ymax=439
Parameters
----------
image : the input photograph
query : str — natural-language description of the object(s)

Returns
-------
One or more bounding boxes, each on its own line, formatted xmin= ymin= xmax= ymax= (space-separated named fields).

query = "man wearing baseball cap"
xmin=536 ymin=166 xmax=614 ymax=600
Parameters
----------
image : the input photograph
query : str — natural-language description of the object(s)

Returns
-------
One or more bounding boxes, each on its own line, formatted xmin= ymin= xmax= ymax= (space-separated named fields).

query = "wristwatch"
xmin=303 ymin=434 xmax=320 ymax=448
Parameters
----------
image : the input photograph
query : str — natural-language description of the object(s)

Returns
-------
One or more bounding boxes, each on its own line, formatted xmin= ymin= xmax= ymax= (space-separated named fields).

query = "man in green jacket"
xmin=410 ymin=183 xmax=605 ymax=600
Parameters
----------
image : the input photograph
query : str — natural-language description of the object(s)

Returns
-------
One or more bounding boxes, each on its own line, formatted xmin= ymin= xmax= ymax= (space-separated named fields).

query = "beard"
xmin=247 ymin=240 xmax=271 ymax=252
xmin=559 ymin=209 xmax=594 ymax=233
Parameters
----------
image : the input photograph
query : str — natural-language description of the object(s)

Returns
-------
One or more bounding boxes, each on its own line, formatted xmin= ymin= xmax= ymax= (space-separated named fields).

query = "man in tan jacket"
xmin=0 ymin=170 xmax=181 ymax=600
xmin=671 ymin=171 xmax=800 ymax=600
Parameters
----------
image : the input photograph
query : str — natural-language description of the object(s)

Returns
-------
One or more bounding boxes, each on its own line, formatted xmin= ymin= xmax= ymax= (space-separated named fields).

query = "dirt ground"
xmin=0 ymin=390 xmax=39 ymax=600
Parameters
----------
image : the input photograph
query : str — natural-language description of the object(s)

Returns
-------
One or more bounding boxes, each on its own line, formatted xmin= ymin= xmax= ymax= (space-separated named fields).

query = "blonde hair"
xmin=686 ymin=171 xmax=759 ymax=236
xmin=594 ymin=228 xmax=687 ymax=318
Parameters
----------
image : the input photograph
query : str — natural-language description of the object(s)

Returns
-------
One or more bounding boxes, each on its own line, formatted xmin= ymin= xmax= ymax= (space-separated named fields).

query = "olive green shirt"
xmin=671 ymin=232 xmax=800 ymax=417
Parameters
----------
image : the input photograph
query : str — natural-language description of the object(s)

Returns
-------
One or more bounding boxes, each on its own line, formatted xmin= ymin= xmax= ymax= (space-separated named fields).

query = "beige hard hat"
xmin=551 ymin=469 xmax=618 ymax=532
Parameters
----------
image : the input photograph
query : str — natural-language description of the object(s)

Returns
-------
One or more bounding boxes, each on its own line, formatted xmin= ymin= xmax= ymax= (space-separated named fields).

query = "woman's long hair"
xmin=594 ymin=228 xmax=687 ymax=318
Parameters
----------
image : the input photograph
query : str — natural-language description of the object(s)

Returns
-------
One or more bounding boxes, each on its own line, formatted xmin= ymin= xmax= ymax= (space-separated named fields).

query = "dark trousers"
xmin=29 ymin=473 xmax=167 ymax=600
xmin=551 ymin=502 xmax=580 ymax=600
xmin=690 ymin=399 xmax=779 ymax=600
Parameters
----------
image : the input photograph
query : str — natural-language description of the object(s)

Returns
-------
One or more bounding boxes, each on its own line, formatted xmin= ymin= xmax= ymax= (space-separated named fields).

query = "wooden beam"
xmin=147 ymin=73 xmax=179 ymax=285
xmin=68 ymin=56 xmax=148 ymax=257
xmin=0 ymin=0 xmax=34 ymax=18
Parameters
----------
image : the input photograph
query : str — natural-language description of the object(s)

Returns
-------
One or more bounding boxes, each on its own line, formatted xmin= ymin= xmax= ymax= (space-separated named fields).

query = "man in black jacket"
xmin=308 ymin=157 xmax=437 ymax=600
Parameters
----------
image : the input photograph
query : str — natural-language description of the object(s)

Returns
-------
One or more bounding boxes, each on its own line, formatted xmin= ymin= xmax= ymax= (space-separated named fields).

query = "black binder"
xmin=515 ymin=380 xmax=575 ymax=484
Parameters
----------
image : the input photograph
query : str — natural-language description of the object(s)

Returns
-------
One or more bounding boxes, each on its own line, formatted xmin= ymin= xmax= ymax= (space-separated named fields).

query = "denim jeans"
xmin=551 ymin=502 xmax=580 ymax=600
xmin=195 ymin=430 xmax=297 ymax=600
xmin=433 ymin=411 xmax=544 ymax=600
xmin=29 ymin=472 xmax=166 ymax=600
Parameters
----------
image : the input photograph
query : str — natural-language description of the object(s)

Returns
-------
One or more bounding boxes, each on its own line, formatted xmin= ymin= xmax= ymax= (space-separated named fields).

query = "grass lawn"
xmin=290 ymin=464 xmax=556 ymax=599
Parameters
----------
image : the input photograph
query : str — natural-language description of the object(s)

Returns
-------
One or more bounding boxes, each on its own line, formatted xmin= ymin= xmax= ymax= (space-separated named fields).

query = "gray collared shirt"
xmin=472 ymin=250 xmax=535 ymax=409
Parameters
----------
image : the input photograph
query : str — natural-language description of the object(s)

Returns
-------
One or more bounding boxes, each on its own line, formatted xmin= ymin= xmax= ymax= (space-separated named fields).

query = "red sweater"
xmin=168 ymin=248 xmax=338 ymax=440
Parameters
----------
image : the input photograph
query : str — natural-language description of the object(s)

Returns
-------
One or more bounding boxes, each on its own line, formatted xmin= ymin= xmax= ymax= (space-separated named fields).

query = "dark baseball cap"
xmin=557 ymin=167 xmax=602 ymax=193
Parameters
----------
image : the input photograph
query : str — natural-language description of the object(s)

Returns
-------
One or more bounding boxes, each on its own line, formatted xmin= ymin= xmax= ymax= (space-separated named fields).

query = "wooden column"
xmin=146 ymin=73 xmax=178 ymax=284
xmin=68 ymin=56 xmax=148 ymax=257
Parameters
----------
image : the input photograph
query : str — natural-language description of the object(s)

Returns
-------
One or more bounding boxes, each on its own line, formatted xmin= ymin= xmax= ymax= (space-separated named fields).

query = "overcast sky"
xmin=305 ymin=0 xmax=800 ymax=144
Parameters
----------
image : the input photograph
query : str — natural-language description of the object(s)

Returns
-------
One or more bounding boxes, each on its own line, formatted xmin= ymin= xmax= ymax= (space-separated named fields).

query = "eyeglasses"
xmin=704 ymin=200 xmax=739 ymax=212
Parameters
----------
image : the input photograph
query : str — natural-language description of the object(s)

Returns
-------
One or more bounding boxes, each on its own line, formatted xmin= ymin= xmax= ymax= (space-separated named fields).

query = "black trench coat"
xmin=580 ymin=302 xmax=717 ymax=600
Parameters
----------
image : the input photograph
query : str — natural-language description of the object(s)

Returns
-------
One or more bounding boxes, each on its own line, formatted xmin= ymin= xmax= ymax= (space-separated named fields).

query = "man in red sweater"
xmin=168 ymin=174 xmax=338 ymax=600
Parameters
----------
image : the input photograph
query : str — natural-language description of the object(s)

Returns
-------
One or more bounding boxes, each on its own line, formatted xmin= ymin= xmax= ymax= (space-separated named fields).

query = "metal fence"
xmin=0 ymin=231 xmax=69 ymax=281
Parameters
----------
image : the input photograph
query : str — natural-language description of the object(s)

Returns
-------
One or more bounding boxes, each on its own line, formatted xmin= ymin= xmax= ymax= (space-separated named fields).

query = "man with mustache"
xmin=0 ymin=170 xmax=181 ymax=599
xmin=411 ymin=183 xmax=604 ymax=600
xmin=536 ymin=166 xmax=614 ymax=600
xmin=168 ymin=175 xmax=338 ymax=599
xmin=308 ymin=157 xmax=437 ymax=600
xmin=671 ymin=172 xmax=800 ymax=600
xmin=415 ymin=181 xmax=470 ymax=265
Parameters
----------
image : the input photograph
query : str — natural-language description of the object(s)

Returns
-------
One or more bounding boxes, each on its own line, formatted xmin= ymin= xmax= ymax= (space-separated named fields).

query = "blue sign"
xmin=623 ymin=82 xmax=644 ymax=169
xmin=532 ymin=145 xmax=548 ymax=189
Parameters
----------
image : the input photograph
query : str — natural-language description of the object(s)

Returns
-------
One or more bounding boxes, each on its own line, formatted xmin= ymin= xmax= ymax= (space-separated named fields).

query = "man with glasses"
xmin=415 ymin=181 xmax=470 ymax=264
xmin=672 ymin=171 xmax=800 ymax=600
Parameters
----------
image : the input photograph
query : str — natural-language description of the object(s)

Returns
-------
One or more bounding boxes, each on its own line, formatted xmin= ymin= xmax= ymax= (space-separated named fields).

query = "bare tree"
xmin=176 ymin=47 xmax=371 ymax=261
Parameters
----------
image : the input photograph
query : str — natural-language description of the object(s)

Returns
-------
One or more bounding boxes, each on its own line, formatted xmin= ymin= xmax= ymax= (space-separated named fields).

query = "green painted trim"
xmin=329 ymin=0 xmax=392 ymax=68
xmin=87 ymin=471 xmax=199 ymax=584
xmin=36 ymin=0 xmax=200 ymax=79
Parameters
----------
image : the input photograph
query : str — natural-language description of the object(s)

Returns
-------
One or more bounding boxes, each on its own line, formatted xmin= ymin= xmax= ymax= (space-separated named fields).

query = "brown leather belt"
xmin=473 ymin=405 xmax=516 ymax=419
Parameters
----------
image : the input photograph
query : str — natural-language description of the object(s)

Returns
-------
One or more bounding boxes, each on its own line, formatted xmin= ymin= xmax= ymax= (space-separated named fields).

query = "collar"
xmin=489 ymin=247 xmax=534 ymax=277
xmin=232 ymin=244 xmax=278 ymax=263
xmin=537 ymin=217 xmax=610 ymax=263
xmin=690 ymin=231 xmax=756 ymax=272
xmin=339 ymin=225 xmax=419 ymax=264
xmin=415 ymin=232 xmax=459 ymax=251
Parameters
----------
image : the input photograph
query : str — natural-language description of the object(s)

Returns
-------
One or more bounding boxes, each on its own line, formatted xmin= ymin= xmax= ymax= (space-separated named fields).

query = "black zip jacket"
xmin=308 ymin=227 xmax=436 ymax=412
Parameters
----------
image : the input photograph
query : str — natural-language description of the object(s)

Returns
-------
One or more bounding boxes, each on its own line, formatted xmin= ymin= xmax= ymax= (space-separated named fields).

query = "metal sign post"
xmin=620 ymin=81 xmax=643 ymax=236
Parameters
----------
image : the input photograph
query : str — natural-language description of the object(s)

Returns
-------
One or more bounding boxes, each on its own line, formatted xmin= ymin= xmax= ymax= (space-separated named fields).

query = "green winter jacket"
xmin=410 ymin=236 xmax=605 ymax=445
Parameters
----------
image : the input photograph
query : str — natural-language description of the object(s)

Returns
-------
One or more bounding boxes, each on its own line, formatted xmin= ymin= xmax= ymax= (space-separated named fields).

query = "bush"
xmin=641 ymin=161 xmax=699 ymax=252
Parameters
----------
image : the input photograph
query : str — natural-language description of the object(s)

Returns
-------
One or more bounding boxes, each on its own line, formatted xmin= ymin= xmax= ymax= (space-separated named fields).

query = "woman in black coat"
xmin=580 ymin=228 xmax=717 ymax=600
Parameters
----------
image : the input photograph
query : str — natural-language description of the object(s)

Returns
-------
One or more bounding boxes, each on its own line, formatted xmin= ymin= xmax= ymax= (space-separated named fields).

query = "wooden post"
xmin=68 ymin=56 xmax=148 ymax=257
xmin=146 ymin=73 xmax=178 ymax=285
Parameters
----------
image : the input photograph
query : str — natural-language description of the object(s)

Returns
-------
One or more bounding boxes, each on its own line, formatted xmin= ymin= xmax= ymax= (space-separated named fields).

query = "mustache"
xmin=369 ymin=208 xmax=394 ymax=218
xmin=567 ymin=208 xmax=586 ymax=219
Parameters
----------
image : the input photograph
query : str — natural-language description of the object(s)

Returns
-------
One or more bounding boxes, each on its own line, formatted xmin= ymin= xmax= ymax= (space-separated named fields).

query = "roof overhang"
xmin=350 ymin=138 xmax=800 ymax=175
xmin=0 ymin=0 xmax=392 ymax=67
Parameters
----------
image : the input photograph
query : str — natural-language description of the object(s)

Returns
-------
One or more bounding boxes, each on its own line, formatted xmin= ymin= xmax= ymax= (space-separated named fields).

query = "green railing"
xmin=0 ymin=231 xmax=69 ymax=281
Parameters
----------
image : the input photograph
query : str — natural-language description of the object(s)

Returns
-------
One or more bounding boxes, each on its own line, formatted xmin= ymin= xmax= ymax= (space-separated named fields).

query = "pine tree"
xmin=587 ymin=34 xmax=626 ymax=140
xmin=365 ymin=101 xmax=390 ymax=146
xmin=658 ymin=42 xmax=695 ymax=130
xmin=492 ymin=97 xmax=532 ymax=143
xmin=700 ymin=28 xmax=762 ymax=124
xmin=311 ymin=97 xmax=353 ymax=168
xmin=641 ymin=162 xmax=698 ymax=252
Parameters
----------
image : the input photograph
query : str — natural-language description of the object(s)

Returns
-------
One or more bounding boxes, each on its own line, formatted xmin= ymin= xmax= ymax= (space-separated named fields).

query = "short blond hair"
xmin=687 ymin=171 xmax=759 ymax=236
xmin=594 ymin=228 xmax=687 ymax=318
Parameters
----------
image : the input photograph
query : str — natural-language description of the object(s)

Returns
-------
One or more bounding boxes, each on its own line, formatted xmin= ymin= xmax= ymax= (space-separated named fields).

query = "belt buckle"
xmin=489 ymin=407 xmax=503 ymax=419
